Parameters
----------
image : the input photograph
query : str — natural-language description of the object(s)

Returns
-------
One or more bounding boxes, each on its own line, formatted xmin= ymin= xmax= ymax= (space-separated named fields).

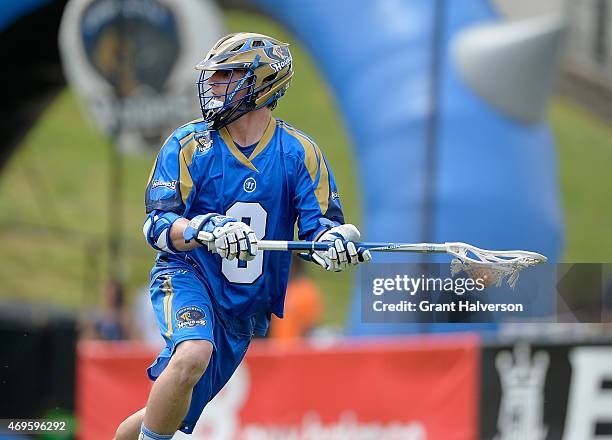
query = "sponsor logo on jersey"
xmin=151 ymin=179 xmax=177 ymax=190
xmin=331 ymin=190 xmax=340 ymax=200
xmin=243 ymin=177 xmax=256 ymax=193
xmin=176 ymin=306 xmax=207 ymax=329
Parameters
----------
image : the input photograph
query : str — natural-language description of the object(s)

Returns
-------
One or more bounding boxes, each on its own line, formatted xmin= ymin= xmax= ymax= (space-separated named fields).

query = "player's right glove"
xmin=184 ymin=214 xmax=258 ymax=261
xmin=312 ymin=224 xmax=371 ymax=271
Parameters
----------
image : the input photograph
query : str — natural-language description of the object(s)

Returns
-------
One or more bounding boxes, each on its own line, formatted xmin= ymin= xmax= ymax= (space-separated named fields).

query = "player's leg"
xmin=113 ymin=407 xmax=145 ymax=440
xmin=137 ymin=270 xmax=216 ymax=439
xmin=142 ymin=339 xmax=213 ymax=434
xmin=175 ymin=313 xmax=255 ymax=435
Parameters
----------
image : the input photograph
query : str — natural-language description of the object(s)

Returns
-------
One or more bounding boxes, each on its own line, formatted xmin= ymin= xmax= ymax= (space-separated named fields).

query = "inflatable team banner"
xmin=77 ymin=338 xmax=612 ymax=440
xmin=59 ymin=0 xmax=224 ymax=151
xmin=239 ymin=0 xmax=566 ymax=335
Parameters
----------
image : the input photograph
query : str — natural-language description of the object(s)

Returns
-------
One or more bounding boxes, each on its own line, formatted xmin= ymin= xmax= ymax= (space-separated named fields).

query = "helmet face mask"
xmin=195 ymin=32 xmax=293 ymax=129
xmin=197 ymin=68 xmax=257 ymax=130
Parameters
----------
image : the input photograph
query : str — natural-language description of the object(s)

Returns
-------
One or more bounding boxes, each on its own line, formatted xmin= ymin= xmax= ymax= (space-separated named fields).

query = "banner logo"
xmin=494 ymin=343 xmax=549 ymax=440
xmin=59 ymin=0 xmax=225 ymax=152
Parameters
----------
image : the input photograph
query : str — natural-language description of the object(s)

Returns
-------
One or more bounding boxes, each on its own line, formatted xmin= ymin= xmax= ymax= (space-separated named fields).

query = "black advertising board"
xmin=481 ymin=340 xmax=612 ymax=440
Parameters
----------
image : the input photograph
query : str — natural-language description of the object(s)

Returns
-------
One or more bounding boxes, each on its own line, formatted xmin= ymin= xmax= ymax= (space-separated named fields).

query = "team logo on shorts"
xmin=176 ymin=306 xmax=207 ymax=329
xmin=243 ymin=177 xmax=256 ymax=193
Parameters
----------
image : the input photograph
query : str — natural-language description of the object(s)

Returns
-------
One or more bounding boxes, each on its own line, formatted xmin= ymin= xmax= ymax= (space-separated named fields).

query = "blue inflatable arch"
xmin=244 ymin=0 xmax=564 ymax=334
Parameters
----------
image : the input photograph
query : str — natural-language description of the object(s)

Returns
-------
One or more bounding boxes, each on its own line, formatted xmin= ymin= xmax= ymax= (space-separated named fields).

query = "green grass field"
xmin=0 ymin=10 xmax=611 ymax=325
xmin=549 ymin=99 xmax=612 ymax=262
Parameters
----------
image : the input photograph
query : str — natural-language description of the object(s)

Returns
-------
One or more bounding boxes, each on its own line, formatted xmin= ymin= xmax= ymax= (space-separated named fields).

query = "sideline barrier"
xmin=77 ymin=337 xmax=612 ymax=439
xmin=480 ymin=339 xmax=612 ymax=439
xmin=77 ymin=337 xmax=478 ymax=440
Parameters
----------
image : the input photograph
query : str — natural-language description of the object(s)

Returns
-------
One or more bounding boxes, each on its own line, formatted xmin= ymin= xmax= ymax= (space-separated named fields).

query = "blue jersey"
xmin=145 ymin=117 xmax=343 ymax=320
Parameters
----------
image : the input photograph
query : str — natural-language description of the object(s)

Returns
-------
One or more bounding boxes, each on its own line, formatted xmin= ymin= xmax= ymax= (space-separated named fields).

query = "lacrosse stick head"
xmin=445 ymin=243 xmax=547 ymax=289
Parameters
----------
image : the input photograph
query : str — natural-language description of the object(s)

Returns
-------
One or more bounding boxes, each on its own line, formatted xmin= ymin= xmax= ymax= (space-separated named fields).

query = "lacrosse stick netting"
xmin=255 ymin=240 xmax=547 ymax=288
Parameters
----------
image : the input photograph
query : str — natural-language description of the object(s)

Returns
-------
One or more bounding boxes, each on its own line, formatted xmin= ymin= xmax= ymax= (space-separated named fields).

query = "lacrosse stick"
xmin=256 ymin=240 xmax=547 ymax=288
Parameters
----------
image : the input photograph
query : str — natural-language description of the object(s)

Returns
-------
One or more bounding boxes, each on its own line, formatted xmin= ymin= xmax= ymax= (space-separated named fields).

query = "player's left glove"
xmin=184 ymin=214 xmax=258 ymax=261
xmin=312 ymin=224 xmax=371 ymax=271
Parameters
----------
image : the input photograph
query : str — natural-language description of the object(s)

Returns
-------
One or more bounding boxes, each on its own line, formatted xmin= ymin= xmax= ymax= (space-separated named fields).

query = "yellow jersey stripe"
xmin=162 ymin=277 xmax=170 ymax=335
xmin=181 ymin=137 xmax=199 ymax=167
xmin=318 ymin=151 xmax=330 ymax=214
xmin=165 ymin=276 xmax=174 ymax=338
xmin=282 ymin=124 xmax=330 ymax=214
xmin=147 ymin=129 xmax=198 ymax=192
xmin=218 ymin=117 xmax=277 ymax=172
xmin=219 ymin=127 xmax=259 ymax=172
xmin=178 ymin=137 xmax=197 ymax=204
xmin=248 ymin=117 xmax=277 ymax=162
xmin=179 ymin=134 xmax=193 ymax=148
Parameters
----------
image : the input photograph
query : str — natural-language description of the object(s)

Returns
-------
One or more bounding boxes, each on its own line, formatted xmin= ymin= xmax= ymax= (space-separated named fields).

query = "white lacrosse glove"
xmin=312 ymin=224 xmax=372 ymax=271
xmin=184 ymin=214 xmax=258 ymax=261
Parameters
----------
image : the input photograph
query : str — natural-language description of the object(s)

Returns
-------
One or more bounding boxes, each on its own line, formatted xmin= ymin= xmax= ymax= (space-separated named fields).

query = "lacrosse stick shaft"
xmin=258 ymin=240 xmax=547 ymax=262
xmin=258 ymin=240 xmax=449 ymax=253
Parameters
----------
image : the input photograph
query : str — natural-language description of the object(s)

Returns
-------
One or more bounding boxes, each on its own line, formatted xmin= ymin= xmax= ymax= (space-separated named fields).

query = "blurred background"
xmin=1 ymin=0 xmax=612 ymax=439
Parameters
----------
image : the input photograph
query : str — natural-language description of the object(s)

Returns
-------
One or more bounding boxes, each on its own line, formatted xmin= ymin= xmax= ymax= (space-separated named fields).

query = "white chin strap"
xmin=205 ymin=98 xmax=224 ymax=110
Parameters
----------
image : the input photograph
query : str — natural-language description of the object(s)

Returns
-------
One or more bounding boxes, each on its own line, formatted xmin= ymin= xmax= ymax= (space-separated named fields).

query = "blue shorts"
xmin=147 ymin=267 xmax=255 ymax=434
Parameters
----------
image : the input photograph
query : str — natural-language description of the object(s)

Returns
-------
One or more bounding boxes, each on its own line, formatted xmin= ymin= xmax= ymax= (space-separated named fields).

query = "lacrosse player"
xmin=113 ymin=32 xmax=371 ymax=440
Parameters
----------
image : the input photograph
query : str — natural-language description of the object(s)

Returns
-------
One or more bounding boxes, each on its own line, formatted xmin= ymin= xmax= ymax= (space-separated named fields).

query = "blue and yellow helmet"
xmin=195 ymin=32 xmax=293 ymax=129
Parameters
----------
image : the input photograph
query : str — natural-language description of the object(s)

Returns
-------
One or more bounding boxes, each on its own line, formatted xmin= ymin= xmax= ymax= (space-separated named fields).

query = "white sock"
xmin=139 ymin=423 xmax=174 ymax=440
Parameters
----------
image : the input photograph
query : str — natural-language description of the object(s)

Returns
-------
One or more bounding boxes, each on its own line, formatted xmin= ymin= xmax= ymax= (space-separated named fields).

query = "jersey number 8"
xmin=222 ymin=202 xmax=267 ymax=283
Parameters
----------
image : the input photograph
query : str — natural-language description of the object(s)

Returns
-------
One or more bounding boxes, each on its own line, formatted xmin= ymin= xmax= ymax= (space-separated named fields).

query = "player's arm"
xmin=144 ymin=211 xmax=258 ymax=261
xmin=293 ymin=139 xmax=343 ymax=241
xmin=293 ymin=143 xmax=371 ymax=271
xmin=143 ymin=210 xmax=190 ymax=253
xmin=169 ymin=218 xmax=198 ymax=252
xmin=143 ymin=134 xmax=200 ymax=253
xmin=143 ymin=136 xmax=257 ymax=259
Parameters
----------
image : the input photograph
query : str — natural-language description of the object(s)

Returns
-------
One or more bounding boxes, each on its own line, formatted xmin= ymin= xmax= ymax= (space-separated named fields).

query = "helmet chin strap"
xmin=226 ymin=55 xmax=260 ymax=107
xmin=205 ymin=98 xmax=223 ymax=111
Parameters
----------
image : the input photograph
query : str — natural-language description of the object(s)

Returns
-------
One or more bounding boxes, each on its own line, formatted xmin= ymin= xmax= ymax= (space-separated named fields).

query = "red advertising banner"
xmin=77 ymin=336 xmax=479 ymax=440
